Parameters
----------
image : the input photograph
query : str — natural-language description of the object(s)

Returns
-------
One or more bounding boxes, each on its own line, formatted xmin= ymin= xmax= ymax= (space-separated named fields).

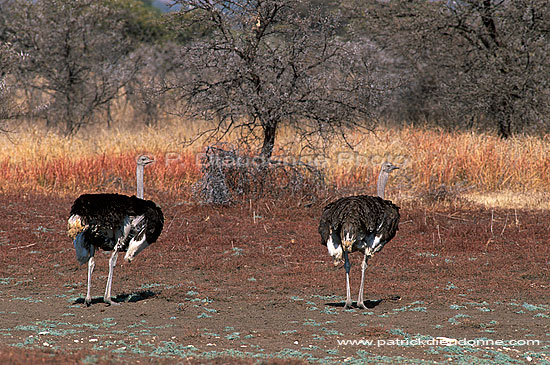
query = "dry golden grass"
xmin=0 ymin=123 xmax=202 ymax=196
xmin=462 ymin=191 xmax=550 ymax=210
xmin=292 ymin=127 xmax=550 ymax=207
xmin=1 ymin=121 xmax=549 ymax=209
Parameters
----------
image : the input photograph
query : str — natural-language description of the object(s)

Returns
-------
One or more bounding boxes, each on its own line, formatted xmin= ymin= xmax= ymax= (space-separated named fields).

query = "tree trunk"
xmin=498 ymin=117 xmax=511 ymax=139
xmin=260 ymin=122 xmax=277 ymax=159
xmin=256 ymin=121 xmax=278 ymax=196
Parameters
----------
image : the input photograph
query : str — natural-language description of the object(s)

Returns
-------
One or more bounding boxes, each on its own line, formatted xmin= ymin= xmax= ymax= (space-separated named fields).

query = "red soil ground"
xmin=0 ymin=192 xmax=548 ymax=363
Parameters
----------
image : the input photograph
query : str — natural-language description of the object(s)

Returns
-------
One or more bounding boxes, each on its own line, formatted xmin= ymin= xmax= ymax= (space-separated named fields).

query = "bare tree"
xmin=7 ymin=0 xmax=141 ymax=134
xmin=125 ymin=45 xmax=175 ymax=127
xmin=441 ymin=0 xmax=550 ymax=137
xmin=168 ymin=0 xmax=381 ymax=159
xmin=0 ymin=2 xmax=20 ymax=129
xmin=360 ymin=0 xmax=550 ymax=137
xmin=0 ymin=49 xmax=19 ymax=130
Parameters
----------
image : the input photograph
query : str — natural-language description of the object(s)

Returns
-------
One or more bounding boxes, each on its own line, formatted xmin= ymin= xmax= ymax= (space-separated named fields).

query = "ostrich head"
xmin=137 ymin=155 xmax=155 ymax=167
xmin=377 ymin=162 xmax=399 ymax=199
xmin=381 ymin=161 xmax=399 ymax=174
xmin=136 ymin=155 xmax=155 ymax=199
xmin=67 ymin=214 xmax=88 ymax=239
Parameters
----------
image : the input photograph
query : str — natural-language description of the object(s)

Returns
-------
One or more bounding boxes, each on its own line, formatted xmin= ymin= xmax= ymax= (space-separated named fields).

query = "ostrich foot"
xmin=104 ymin=298 xmax=120 ymax=306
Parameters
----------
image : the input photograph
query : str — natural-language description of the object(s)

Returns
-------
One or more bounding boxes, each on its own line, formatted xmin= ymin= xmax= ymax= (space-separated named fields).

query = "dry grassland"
xmin=1 ymin=121 xmax=549 ymax=209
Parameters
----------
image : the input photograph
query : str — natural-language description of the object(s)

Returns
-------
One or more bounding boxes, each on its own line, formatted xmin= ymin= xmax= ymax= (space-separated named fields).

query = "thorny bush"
xmin=193 ymin=144 xmax=325 ymax=205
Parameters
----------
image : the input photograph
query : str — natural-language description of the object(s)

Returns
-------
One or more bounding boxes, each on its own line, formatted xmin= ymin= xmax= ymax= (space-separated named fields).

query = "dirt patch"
xmin=0 ymin=193 xmax=548 ymax=363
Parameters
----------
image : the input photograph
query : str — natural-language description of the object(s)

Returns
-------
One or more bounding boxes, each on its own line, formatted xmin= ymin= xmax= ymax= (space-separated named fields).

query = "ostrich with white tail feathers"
xmin=67 ymin=155 xmax=163 ymax=306
xmin=318 ymin=162 xmax=400 ymax=309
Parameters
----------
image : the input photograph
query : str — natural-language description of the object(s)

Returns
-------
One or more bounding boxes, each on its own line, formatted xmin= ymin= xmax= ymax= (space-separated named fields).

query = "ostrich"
xmin=318 ymin=162 xmax=400 ymax=310
xmin=67 ymin=155 xmax=164 ymax=306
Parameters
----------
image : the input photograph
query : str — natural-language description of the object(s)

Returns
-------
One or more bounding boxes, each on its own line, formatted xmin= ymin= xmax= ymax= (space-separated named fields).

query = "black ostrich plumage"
xmin=69 ymin=193 xmax=163 ymax=252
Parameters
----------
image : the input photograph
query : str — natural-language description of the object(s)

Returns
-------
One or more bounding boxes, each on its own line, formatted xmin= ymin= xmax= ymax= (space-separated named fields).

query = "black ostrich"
xmin=67 ymin=155 xmax=164 ymax=306
xmin=318 ymin=162 xmax=400 ymax=309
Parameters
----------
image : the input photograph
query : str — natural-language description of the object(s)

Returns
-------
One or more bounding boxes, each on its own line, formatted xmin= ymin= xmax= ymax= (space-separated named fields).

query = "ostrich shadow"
xmin=326 ymin=295 xmax=401 ymax=309
xmin=72 ymin=290 xmax=157 ymax=306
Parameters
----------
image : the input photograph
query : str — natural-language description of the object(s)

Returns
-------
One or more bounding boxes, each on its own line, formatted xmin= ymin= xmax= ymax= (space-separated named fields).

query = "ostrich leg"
xmin=357 ymin=251 xmax=369 ymax=309
xmin=343 ymin=250 xmax=352 ymax=309
xmin=85 ymin=255 xmax=95 ymax=307
xmin=104 ymin=250 xmax=120 ymax=306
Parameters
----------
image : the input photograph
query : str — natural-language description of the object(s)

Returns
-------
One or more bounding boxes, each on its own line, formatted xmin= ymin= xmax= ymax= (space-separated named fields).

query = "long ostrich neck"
xmin=377 ymin=169 xmax=389 ymax=199
xmin=136 ymin=164 xmax=144 ymax=199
